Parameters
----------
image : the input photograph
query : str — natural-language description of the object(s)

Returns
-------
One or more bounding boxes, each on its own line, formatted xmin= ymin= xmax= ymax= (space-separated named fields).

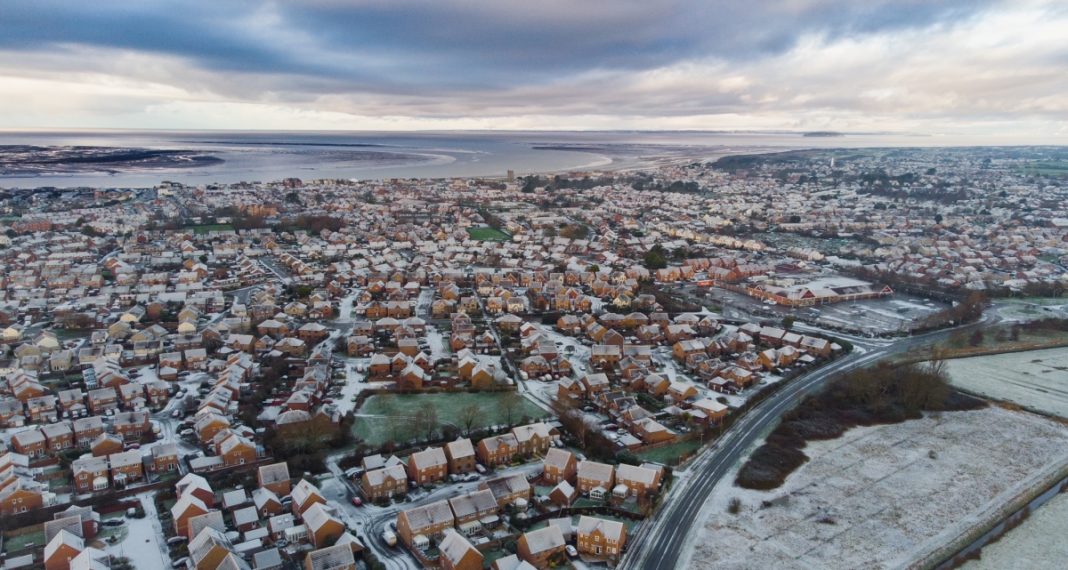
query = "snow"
xmin=334 ymin=358 xmax=370 ymax=415
xmin=944 ymin=347 xmax=1068 ymax=418
xmin=681 ymin=407 xmax=1068 ymax=570
xmin=425 ymin=324 xmax=449 ymax=362
xmin=963 ymin=490 xmax=1068 ymax=569
xmin=107 ymin=492 xmax=170 ymax=568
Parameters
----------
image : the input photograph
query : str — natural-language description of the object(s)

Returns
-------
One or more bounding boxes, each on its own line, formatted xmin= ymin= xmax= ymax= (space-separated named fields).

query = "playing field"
xmin=465 ymin=226 xmax=511 ymax=241
xmin=185 ymin=223 xmax=235 ymax=234
xmin=352 ymin=392 xmax=546 ymax=446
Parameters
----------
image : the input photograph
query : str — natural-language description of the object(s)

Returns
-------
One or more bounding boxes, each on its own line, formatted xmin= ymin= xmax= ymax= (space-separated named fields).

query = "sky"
xmin=0 ymin=0 xmax=1065 ymax=140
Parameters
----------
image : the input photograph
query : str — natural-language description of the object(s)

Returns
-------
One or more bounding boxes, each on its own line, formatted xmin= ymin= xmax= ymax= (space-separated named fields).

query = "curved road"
xmin=627 ymin=315 xmax=997 ymax=570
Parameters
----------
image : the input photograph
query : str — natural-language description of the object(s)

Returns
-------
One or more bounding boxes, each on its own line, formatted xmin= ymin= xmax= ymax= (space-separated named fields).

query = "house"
xmin=304 ymin=543 xmax=356 ymax=570
xmin=492 ymin=554 xmax=538 ymax=570
xmin=360 ymin=464 xmax=407 ymax=502
xmin=576 ymin=461 xmax=615 ymax=497
xmin=480 ymin=473 xmax=531 ymax=507
xmin=90 ymin=434 xmax=123 ymax=457
xmin=576 ymin=515 xmax=627 ymax=560
xmin=477 ymin=433 xmax=518 ymax=467
xmin=614 ymin=463 xmax=661 ymax=496
xmin=511 ymin=423 xmax=552 ymax=457
xmin=152 ymin=443 xmax=180 ymax=473
xmin=11 ymin=429 xmax=46 ymax=458
xmin=44 ymin=530 xmax=85 ymax=570
xmin=257 ymin=462 xmax=292 ymax=497
xmin=291 ymin=479 xmax=327 ymax=515
xmin=516 ymin=525 xmax=566 ymax=569
xmin=448 ymin=489 xmax=499 ymax=532
xmin=42 ymin=422 xmax=74 ymax=453
xmin=254 ymin=487 xmax=285 ymax=518
xmin=439 ymin=529 xmax=484 ymax=570
xmin=73 ymin=416 xmax=105 ymax=447
xmin=304 ymin=502 xmax=346 ymax=547
xmin=171 ymin=494 xmax=211 ymax=537
xmin=112 ymin=410 xmax=151 ymax=441
xmin=691 ymin=398 xmax=728 ymax=424
xmin=548 ymin=480 xmax=577 ymax=507
xmin=0 ymin=474 xmax=52 ymax=515
xmin=217 ymin=432 xmax=258 ymax=467
xmin=108 ymin=450 xmax=144 ymax=486
xmin=407 ymin=446 xmax=448 ymax=485
xmin=169 ymin=471 xmax=209 ymax=502
xmin=542 ymin=448 xmax=576 ymax=484
xmin=72 ymin=457 xmax=109 ymax=493
xmin=396 ymin=499 xmax=455 ymax=549
xmin=189 ymin=527 xmax=234 ymax=570
xmin=444 ymin=438 xmax=477 ymax=474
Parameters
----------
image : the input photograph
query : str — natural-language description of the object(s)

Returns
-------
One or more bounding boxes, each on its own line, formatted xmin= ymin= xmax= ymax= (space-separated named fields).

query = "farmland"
xmin=682 ymin=407 xmax=1068 ymax=570
xmin=352 ymin=391 xmax=547 ymax=446
xmin=943 ymin=347 xmax=1068 ymax=418
xmin=963 ymin=490 xmax=1068 ymax=569
xmin=465 ymin=226 xmax=511 ymax=241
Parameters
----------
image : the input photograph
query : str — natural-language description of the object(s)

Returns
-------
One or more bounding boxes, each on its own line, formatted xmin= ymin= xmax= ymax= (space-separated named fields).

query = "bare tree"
xmin=500 ymin=391 xmax=522 ymax=426
xmin=415 ymin=401 xmax=439 ymax=441
xmin=459 ymin=403 xmax=481 ymax=435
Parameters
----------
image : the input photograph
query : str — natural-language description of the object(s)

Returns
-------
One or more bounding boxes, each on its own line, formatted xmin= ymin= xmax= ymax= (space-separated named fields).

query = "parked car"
xmin=565 ymin=545 xmax=578 ymax=558
xmin=351 ymin=496 xmax=363 ymax=507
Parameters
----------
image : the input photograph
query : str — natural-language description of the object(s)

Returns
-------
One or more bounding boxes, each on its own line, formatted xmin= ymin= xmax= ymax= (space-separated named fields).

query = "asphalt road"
xmin=627 ymin=315 xmax=997 ymax=570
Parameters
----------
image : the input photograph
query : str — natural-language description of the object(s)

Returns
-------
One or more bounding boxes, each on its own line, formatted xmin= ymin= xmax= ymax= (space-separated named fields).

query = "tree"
xmin=643 ymin=245 xmax=668 ymax=270
xmin=934 ymin=213 xmax=944 ymax=224
xmin=587 ymin=264 xmax=600 ymax=274
xmin=500 ymin=391 xmax=522 ymax=426
xmin=415 ymin=401 xmax=439 ymax=441
xmin=782 ymin=316 xmax=795 ymax=330
xmin=459 ymin=403 xmax=481 ymax=435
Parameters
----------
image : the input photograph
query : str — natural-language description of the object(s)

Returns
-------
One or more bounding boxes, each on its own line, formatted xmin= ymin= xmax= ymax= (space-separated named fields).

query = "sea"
xmin=0 ymin=129 xmax=1047 ymax=189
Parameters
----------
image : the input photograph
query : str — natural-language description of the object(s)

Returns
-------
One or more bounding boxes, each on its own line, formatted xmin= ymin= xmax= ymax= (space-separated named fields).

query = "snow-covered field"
xmin=963 ymin=490 xmax=1068 ymax=570
xmin=944 ymin=347 xmax=1068 ymax=418
xmin=682 ymin=407 xmax=1068 ymax=570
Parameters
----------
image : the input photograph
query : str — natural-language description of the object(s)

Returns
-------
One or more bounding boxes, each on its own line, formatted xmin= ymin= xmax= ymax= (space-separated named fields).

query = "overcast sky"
xmin=0 ymin=0 xmax=1065 ymax=140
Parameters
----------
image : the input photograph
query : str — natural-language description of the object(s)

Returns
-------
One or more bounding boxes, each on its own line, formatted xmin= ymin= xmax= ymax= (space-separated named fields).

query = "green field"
xmin=185 ymin=223 xmax=235 ymax=234
xmin=1019 ymin=161 xmax=1068 ymax=177
xmin=636 ymin=438 xmax=704 ymax=466
xmin=352 ymin=392 xmax=547 ymax=446
xmin=465 ymin=226 xmax=511 ymax=241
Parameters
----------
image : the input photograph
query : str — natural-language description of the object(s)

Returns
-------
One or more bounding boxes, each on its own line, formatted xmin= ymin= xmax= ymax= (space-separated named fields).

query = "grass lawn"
xmin=465 ymin=226 xmax=511 ymax=241
xmin=185 ymin=223 xmax=235 ymax=234
xmin=352 ymin=392 xmax=547 ymax=446
xmin=3 ymin=527 xmax=44 ymax=553
xmin=636 ymin=438 xmax=704 ymax=466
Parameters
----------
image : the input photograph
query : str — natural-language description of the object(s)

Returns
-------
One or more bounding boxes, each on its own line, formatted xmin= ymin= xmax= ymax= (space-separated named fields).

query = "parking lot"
xmin=678 ymin=285 xmax=948 ymax=336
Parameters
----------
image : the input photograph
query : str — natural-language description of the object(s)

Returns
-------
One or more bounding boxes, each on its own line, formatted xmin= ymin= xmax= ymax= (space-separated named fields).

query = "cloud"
xmin=0 ymin=0 xmax=1063 ymax=139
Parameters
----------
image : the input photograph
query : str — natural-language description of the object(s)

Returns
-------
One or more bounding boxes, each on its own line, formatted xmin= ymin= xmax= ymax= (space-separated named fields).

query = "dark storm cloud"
xmin=0 ymin=0 xmax=997 ymax=90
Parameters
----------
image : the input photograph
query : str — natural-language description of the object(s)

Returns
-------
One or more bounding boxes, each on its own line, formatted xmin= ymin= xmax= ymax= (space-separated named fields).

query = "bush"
xmin=727 ymin=497 xmax=742 ymax=515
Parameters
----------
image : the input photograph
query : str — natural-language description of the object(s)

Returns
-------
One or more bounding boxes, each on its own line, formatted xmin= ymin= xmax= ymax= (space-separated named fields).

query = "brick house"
xmin=407 ymin=446 xmax=448 ymax=486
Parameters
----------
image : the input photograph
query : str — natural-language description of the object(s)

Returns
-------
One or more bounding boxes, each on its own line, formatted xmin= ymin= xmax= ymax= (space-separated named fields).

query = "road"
xmin=627 ymin=312 xmax=999 ymax=570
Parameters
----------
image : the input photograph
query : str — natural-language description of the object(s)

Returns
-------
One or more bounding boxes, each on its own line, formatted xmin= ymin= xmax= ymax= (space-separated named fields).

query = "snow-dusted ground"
xmin=107 ymin=492 xmax=170 ymax=568
xmin=944 ymin=347 xmax=1068 ymax=419
xmin=334 ymin=358 xmax=371 ymax=415
xmin=424 ymin=324 xmax=449 ymax=363
xmin=681 ymin=407 xmax=1068 ymax=570
xmin=963 ymin=490 xmax=1068 ymax=570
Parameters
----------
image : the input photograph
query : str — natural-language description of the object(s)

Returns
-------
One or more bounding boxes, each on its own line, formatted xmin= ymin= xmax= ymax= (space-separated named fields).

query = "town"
xmin=0 ymin=145 xmax=1066 ymax=570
